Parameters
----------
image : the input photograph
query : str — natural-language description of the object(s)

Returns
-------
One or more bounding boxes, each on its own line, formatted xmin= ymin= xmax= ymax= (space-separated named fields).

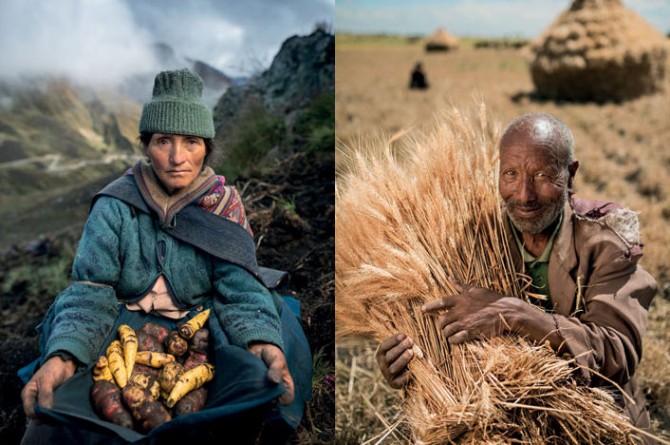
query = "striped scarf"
xmin=132 ymin=159 xmax=252 ymax=235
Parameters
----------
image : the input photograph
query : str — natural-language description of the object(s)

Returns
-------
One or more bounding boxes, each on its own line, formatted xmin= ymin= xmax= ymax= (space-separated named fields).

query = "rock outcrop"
xmin=213 ymin=29 xmax=334 ymax=141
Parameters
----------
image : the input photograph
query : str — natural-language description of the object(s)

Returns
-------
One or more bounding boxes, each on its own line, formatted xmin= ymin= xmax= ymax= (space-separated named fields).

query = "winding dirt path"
xmin=0 ymin=153 xmax=139 ymax=172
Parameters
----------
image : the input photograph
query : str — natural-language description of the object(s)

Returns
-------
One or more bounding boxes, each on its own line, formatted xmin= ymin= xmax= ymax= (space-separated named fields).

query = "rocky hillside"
xmin=215 ymin=29 xmax=334 ymax=123
xmin=212 ymin=29 xmax=334 ymax=177
xmin=214 ymin=28 xmax=335 ymax=443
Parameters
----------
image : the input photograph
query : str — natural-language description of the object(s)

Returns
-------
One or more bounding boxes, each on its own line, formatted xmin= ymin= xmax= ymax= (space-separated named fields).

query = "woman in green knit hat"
xmin=19 ymin=69 xmax=308 ymax=444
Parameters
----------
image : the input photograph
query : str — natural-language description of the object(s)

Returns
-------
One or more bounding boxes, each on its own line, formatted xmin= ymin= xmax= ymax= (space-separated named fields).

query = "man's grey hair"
xmin=500 ymin=113 xmax=575 ymax=168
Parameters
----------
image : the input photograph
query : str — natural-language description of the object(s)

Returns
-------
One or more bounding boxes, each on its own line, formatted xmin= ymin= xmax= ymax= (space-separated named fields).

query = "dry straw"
xmin=425 ymin=28 xmax=460 ymax=52
xmin=335 ymin=105 xmax=646 ymax=444
xmin=529 ymin=0 xmax=669 ymax=101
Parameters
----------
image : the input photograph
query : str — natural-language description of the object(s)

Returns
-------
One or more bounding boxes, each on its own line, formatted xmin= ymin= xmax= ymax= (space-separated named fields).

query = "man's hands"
xmin=422 ymin=282 xmax=520 ymax=345
xmin=248 ymin=343 xmax=295 ymax=405
xmin=376 ymin=284 xmax=512 ymax=390
xmin=377 ymin=284 xmax=552 ymax=390
xmin=21 ymin=355 xmax=77 ymax=418
xmin=376 ymin=333 xmax=415 ymax=389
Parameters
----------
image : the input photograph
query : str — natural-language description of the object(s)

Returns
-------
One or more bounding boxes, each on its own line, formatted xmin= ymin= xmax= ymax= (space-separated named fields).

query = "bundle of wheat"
xmin=425 ymin=28 xmax=460 ymax=52
xmin=529 ymin=0 xmax=668 ymax=101
xmin=335 ymin=106 xmax=641 ymax=444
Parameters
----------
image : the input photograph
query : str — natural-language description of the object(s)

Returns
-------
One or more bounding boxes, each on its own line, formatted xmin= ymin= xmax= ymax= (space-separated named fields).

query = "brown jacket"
xmin=505 ymin=196 xmax=657 ymax=429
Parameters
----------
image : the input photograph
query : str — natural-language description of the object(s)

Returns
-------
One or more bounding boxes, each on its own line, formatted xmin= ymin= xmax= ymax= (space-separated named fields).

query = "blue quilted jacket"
xmin=41 ymin=195 xmax=283 ymax=366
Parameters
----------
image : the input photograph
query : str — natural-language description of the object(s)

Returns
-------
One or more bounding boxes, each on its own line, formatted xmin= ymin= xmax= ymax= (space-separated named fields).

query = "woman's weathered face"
xmin=146 ymin=133 xmax=206 ymax=195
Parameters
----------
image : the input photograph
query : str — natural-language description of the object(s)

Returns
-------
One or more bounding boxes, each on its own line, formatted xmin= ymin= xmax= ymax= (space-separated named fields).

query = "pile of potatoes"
xmin=90 ymin=309 xmax=215 ymax=432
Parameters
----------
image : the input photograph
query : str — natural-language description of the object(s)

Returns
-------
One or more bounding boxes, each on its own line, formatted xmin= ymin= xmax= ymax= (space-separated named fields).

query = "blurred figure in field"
xmin=409 ymin=62 xmax=429 ymax=90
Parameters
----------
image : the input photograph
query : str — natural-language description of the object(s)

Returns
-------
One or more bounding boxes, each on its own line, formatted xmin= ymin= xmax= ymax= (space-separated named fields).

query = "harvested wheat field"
xmin=335 ymin=34 xmax=670 ymax=443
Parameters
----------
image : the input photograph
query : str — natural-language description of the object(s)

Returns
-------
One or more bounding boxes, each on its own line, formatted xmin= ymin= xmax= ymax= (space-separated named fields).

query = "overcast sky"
xmin=0 ymin=0 xmax=334 ymax=84
xmin=336 ymin=0 xmax=670 ymax=38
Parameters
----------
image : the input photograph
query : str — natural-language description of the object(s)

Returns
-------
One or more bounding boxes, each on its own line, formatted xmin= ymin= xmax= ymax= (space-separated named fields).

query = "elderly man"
xmin=376 ymin=113 xmax=657 ymax=431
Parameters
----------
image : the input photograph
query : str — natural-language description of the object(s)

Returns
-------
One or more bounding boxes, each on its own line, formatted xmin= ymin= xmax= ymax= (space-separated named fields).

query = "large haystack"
xmin=530 ymin=0 xmax=668 ymax=101
xmin=425 ymin=28 xmax=459 ymax=52
xmin=336 ymin=107 xmax=641 ymax=444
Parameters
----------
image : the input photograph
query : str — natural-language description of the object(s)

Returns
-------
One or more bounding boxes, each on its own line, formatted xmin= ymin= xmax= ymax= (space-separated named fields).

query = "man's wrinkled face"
xmin=498 ymin=134 xmax=570 ymax=235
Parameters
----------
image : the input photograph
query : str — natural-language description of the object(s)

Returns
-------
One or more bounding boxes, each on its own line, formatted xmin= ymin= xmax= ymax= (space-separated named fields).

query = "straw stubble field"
xmin=335 ymin=36 xmax=670 ymax=443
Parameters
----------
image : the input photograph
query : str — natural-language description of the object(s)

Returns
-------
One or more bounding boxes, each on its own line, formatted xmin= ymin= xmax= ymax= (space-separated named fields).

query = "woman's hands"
xmin=248 ymin=343 xmax=295 ymax=405
xmin=422 ymin=283 xmax=520 ymax=345
xmin=21 ymin=355 xmax=77 ymax=418
xmin=375 ymin=333 xmax=415 ymax=389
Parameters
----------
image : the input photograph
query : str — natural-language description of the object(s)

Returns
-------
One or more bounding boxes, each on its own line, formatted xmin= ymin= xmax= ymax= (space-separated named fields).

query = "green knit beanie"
xmin=139 ymin=68 xmax=215 ymax=138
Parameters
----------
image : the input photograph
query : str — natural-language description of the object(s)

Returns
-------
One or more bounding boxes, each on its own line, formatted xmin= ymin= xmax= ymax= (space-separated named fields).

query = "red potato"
xmin=137 ymin=331 xmax=165 ymax=353
xmin=132 ymin=363 xmax=160 ymax=381
xmin=189 ymin=328 xmax=209 ymax=354
xmin=122 ymin=384 xmax=172 ymax=432
xmin=138 ymin=322 xmax=169 ymax=345
xmin=174 ymin=387 xmax=207 ymax=417
xmin=122 ymin=384 xmax=146 ymax=413
xmin=91 ymin=380 xmax=133 ymax=429
xmin=167 ymin=330 xmax=189 ymax=357
xmin=183 ymin=351 xmax=208 ymax=371
xmin=135 ymin=398 xmax=172 ymax=432
xmin=129 ymin=372 xmax=161 ymax=400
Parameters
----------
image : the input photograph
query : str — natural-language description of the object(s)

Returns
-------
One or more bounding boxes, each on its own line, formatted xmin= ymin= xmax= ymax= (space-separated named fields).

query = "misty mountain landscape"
xmin=0 ymin=40 xmax=242 ymax=248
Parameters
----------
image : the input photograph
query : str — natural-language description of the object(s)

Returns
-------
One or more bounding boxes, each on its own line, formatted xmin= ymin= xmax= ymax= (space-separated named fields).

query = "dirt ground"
xmin=240 ymin=151 xmax=335 ymax=444
xmin=335 ymin=39 xmax=670 ymax=442
xmin=0 ymin=150 xmax=334 ymax=444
